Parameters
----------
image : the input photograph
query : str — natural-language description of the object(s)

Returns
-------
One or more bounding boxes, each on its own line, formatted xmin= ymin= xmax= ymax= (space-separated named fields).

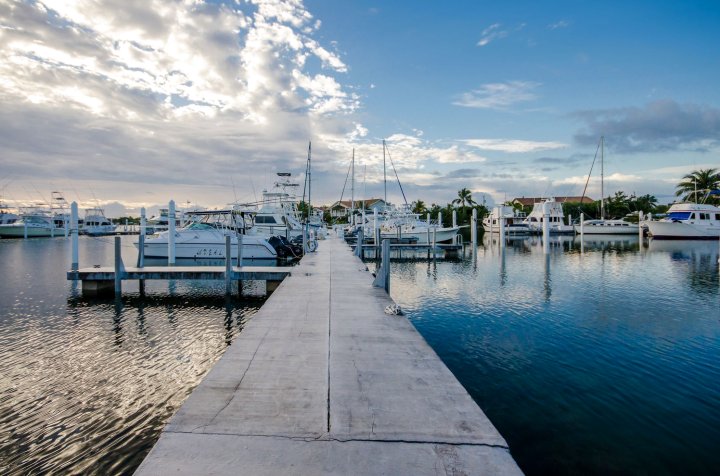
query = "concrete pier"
xmin=135 ymin=236 xmax=521 ymax=475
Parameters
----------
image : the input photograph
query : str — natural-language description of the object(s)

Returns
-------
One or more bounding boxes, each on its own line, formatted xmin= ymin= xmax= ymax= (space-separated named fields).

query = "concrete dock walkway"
xmin=135 ymin=236 xmax=521 ymax=475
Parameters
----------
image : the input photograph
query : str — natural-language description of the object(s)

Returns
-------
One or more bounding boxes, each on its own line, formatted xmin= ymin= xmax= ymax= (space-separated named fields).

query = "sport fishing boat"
xmin=81 ymin=207 xmax=116 ymax=236
xmin=136 ymin=209 xmax=280 ymax=260
xmin=522 ymin=198 xmax=574 ymax=234
xmin=645 ymin=203 xmax=720 ymax=239
xmin=482 ymin=205 xmax=530 ymax=235
xmin=0 ymin=198 xmax=18 ymax=225
xmin=0 ymin=207 xmax=66 ymax=238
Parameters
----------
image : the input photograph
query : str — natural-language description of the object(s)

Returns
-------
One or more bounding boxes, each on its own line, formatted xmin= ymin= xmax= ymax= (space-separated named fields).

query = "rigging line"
xmin=580 ymin=139 xmax=602 ymax=207
xmin=384 ymin=143 xmax=408 ymax=207
xmin=338 ymin=154 xmax=353 ymax=206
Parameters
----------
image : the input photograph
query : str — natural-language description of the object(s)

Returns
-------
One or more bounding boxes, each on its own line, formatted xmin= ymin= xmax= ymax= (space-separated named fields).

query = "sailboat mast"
xmin=351 ymin=148 xmax=355 ymax=215
xmin=600 ymin=136 xmax=605 ymax=220
xmin=383 ymin=139 xmax=387 ymax=205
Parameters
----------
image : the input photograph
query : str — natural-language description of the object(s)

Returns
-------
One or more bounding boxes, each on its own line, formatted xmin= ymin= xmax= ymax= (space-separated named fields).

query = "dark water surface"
xmin=0 ymin=236 xmax=265 ymax=475
xmin=390 ymin=235 xmax=720 ymax=475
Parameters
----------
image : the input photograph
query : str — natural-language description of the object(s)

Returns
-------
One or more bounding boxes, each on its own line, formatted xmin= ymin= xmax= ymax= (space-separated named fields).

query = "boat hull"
xmin=379 ymin=227 xmax=460 ymax=244
xmin=138 ymin=239 xmax=278 ymax=259
xmin=0 ymin=225 xmax=66 ymax=238
xmin=645 ymin=221 xmax=720 ymax=240
xmin=574 ymin=223 xmax=639 ymax=235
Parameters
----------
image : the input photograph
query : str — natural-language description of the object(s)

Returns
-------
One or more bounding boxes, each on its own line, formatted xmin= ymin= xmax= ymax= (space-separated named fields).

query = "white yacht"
xmin=482 ymin=205 xmax=530 ymax=235
xmin=0 ymin=207 xmax=65 ymax=238
xmin=237 ymin=173 xmax=306 ymax=241
xmin=136 ymin=210 xmax=279 ymax=260
xmin=645 ymin=203 xmax=720 ymax=239
xmin=522 ymin=199 xmax=574 ymax=234
xmin=82 ymin=207 xmax=116 ymax=236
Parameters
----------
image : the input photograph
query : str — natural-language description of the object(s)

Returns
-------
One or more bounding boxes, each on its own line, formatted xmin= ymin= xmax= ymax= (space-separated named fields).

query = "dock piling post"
xmin=499 ymin=216 xmax=506 ymax=246
xmin=452 ymin=210 xmax=457 ymax=228
xmin=471 ymin=208 xmax=477 ymax=246
xmin=71 ymin=202 xmax=79 ymax=272
xmin=225 ymin=235 xmax=232 ymax=295
xmin=542 ymin=201 xmax=550 ymax=254
xmin=580 ymin=212 xmax=585 ymax=253
xmin=168 ymin=200 xmax=176 ymax=265
xmin=372 ymin=239 xmax=390 ymax=294
xmin=438 ymin=211 xmax=442 ymax=228
xmin=303 ymin=226 xmax=308 ymax=254
xmin=114 ymin=236 xmax=124 ymax=296
xmin=138 ymin=208 xmax=146 ymax=293
xmin=237 ymin=233 xmax=244 ymax=266
xmin=355 ymin=227 xmax=364 ymax=258
xmin=638 ymin=211 xmax=644 ymax=242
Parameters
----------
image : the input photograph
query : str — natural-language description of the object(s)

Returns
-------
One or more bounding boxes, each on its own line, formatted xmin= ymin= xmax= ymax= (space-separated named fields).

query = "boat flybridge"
xmin=522 ymin=199 xmax=574 ymax=234
xmin=136 ymin=209 xmax=285 ymax=260
xmin=482 ymin=205 xmax=531 ymax=235
xmin=82 ymin=207 xmax=116 ymax=236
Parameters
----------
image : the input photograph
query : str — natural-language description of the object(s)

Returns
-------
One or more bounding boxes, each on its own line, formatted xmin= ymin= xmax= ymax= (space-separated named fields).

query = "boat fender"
xmin=384 ymin=304 xmax=403 ymax=316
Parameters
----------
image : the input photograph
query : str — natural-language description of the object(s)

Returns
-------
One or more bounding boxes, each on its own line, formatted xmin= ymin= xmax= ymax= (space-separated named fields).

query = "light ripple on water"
xmin=0 ymin=237 xmax=265 ymax=475
xmin=394 ymin=237 xmax=720 ymax=475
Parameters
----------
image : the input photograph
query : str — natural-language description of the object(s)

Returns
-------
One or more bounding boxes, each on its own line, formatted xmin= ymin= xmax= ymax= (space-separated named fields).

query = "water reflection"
xmin=391 ymin=236 xmax=720 ymax=475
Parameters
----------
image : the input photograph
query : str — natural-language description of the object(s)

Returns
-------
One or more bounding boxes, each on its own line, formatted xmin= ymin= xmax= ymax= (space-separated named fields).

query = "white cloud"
xmin=477 ymin=23 xmax=507 ymax=47
xmin=463 ymin=139 xmax=567 ymax=153
xmin=453 ymin=81 xmax=540 ymax=109
xmin=548 ymin=20 xmax=569 ymax=30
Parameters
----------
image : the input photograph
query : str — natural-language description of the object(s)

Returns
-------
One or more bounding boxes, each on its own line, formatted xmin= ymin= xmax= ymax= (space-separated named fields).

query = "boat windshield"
xmin=185 ymin=222 xmax=215 ymax=230
xmin=668 ymin=212 xmax=691 ymax=221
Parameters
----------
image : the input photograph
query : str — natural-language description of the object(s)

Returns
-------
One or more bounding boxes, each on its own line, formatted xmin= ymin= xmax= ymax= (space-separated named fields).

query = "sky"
xmin=1 ymin=0 xmax=719 ymax=216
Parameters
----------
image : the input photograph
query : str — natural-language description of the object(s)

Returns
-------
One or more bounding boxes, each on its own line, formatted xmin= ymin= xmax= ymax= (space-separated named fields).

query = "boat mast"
xmin=600 ymin=135 xmax=605 ymax=220
xmin=351 ymin=148 xmax=355 ymax=217
xmin=383 ymin=139 xmax=387 ymax=206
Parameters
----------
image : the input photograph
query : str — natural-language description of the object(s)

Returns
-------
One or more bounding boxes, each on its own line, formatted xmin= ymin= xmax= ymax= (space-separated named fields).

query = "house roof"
xmin=512 ymin=196 xmax=595 ymax=206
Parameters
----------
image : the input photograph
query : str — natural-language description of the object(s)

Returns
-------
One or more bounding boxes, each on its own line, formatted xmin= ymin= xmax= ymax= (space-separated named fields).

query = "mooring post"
xmin=64 ymin=213 xmax=69 ymax=237
xmin=373 ymin=208 xmax=379 ymax=246
xmin=452 ymin=210 xmax=457 ymax=228
xmin=638 ymin=211 xmax=644 ymax=242
xmin=114 ymin=236 xmax=124 ymax=296
xmin=542 ymin=201 xmax=551 ymax=254
xmin=372 ymin=239 xmax=390 ymax=294
xmin=168 ymin=200 xmax=176 ymax=265
xmin=471 ymin=208 xmax=477 ymax=246
xmin=225 ymin=235 xmax=232 ymax=295
xmin=303 ymin=225 xmax=308 ymax=254
xmin=237 ymin=232 xmax=244 ymax=266
xmin=499 ymin=216 xmax=506 ymax=246
xmin=579 ymin=212 xmax=585 ymax=254
xmin=438 ymin=211 xmax=442 ymax=228
xmin=355 ymin=227 xmax=364 ymax=258
xmin=70 ymin=202 xmax=79 ymax=273
xmin=137 ymin=207 xmax=146 ymax=267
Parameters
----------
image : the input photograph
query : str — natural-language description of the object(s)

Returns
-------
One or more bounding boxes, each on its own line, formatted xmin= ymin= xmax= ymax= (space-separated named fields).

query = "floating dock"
xmin=134 ymin=236 xmax=521 ymax=475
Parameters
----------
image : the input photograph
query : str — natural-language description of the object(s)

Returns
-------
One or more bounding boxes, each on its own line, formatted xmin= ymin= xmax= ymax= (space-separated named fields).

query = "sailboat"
xmin=574 ymin=137 xmax=639 ymax=235
xmin=363 ymin=140 xmax=461 ymax=244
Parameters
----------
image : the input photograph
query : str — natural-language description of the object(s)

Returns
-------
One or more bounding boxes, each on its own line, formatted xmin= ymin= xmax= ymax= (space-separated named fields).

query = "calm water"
xmin=2 ymin=234 xmax=719 ymax=475
xmin=389 ymin=234 xmax=720 ymax=475
xmin=0 ymin=236 xmax=266 ymax=475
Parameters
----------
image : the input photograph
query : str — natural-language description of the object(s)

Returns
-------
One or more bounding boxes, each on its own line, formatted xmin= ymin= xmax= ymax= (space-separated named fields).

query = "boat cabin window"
xmin=255 ymin=216 xmax=278 ymax=224
xmin=668 ymin=211 xmax=691 ymax=221
xmin=698 ymin=213 xmax=709 ymax=220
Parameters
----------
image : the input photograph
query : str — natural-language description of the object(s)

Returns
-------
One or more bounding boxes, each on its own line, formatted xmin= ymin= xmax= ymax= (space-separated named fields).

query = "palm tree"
xmin=411 ymin=200 xmax=428 ymax=215
xmin=452 ymin=188 xmax=477 ymax=214
xmin=675 ymin=168 xmax=720 ymax=203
